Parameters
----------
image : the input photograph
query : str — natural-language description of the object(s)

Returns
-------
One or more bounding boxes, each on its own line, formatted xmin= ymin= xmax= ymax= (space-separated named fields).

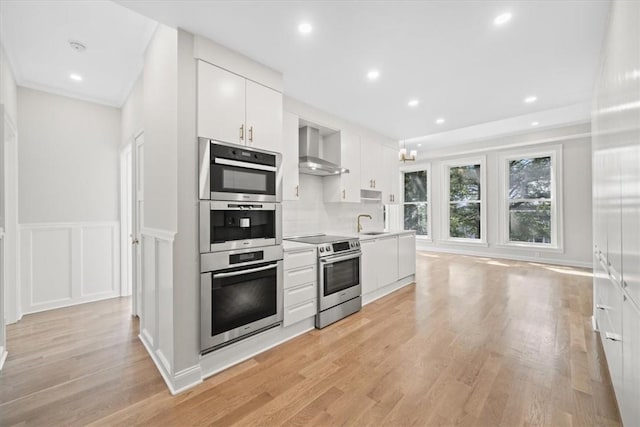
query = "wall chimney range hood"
xmin=298 ymin=126 xmax=349 ymax=176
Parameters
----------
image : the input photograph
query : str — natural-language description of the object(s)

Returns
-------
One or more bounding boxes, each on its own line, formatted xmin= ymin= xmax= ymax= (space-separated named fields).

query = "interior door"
xmin=132 ymin=132 xmax=144 ymax=317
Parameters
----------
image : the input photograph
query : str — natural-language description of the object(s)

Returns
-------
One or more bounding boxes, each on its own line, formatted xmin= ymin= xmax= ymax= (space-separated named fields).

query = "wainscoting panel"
xmin=20 ymin=222 xmax=120 ymax=314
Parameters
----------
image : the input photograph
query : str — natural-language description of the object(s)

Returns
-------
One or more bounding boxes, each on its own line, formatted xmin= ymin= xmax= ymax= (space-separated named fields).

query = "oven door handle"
xmin=212 ymin=263 xmax=278 ymax=279
xmin=214 ymin=157 xmax=277 ymax=172
xmin=320 ymin=252 xmax=362 ymax=264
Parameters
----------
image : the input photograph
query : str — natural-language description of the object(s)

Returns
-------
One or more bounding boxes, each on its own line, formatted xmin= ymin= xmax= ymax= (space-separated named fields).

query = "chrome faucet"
xmin=357 ymin=214 xmax=372 ymax=233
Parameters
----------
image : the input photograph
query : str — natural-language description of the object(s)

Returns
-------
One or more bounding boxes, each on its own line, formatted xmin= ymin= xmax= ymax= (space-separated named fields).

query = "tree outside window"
xmin=448 ymin=164 xmax=481 ymax=239
xmin=508 ymin=156 xmax=552 ymax=243
xmin=403 ymin=170 xmax=428 ymax=236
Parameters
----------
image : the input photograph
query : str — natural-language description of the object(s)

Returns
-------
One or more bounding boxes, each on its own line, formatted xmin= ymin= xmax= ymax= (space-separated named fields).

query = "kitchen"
xmin=0 ymin=0 xmax=639 ymax=426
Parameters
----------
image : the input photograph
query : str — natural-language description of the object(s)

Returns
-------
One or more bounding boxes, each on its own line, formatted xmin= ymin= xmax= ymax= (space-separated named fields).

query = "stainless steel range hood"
xmin=299 ymin=126 xmax=349 ymax=176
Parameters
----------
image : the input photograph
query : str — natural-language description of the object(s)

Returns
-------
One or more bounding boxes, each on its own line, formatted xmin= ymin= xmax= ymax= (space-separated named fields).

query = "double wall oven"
xmin=199 ymin=138 xmax=283 ymax=354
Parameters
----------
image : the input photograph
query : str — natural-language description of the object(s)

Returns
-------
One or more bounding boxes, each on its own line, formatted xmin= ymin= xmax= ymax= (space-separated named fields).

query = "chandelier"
xmin=399 ymin=140 xmax=417 ymax=162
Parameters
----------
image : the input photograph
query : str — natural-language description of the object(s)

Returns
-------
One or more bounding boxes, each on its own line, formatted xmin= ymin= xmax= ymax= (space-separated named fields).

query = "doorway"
xmin=121 ymin=131 xmax=144 ymax=317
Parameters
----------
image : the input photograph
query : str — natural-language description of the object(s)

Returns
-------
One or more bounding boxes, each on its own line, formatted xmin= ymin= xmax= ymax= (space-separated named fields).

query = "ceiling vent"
xmin=68 ymin=40 xmax=87 ymax=53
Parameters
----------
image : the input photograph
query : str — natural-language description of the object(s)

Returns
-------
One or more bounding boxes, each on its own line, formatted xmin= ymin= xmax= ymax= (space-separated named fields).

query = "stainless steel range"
xmin=286 ymin=235 xmax=362 ymax=328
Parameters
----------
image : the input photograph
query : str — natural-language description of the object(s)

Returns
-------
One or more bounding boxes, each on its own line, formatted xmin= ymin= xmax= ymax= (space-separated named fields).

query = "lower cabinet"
xmin=360 ymin=233 xmax=416 ymax=297
xmin=621 ymin=297 xmax=640 ymax=427
xmin=283 ymin=246 xmax=317 ymax=327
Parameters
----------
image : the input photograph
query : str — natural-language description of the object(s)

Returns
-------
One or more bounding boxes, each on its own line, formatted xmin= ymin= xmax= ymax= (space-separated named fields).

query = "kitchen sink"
xmin=360 ymin=231 xmax=387 ymax=235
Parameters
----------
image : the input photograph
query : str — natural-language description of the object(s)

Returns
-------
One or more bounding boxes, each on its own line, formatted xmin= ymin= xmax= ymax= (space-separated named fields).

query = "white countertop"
xmin=283 ymin=230 xmax=416 ymax=250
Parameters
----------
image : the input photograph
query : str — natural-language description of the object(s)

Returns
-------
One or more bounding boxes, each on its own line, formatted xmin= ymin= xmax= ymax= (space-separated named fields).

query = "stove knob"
xmin=325 ymin=245 xmax=331 ymax=251
xmin=356 ymin=241 xmax=360 ymax=247
xmin=319 ymin=247 xmax=324 ymax=253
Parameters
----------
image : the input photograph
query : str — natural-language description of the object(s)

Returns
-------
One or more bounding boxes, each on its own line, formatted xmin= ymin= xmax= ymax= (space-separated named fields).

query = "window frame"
xmin=441 ymin=156 xmax=487 ymax=245
xmin=498 ymin=146 xmax=563 ymax=251
xmin=400 ymin=163 xmax=432 ymax=241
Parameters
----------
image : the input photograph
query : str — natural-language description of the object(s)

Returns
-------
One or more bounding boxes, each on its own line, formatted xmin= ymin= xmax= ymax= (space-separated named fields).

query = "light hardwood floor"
xmin=0 ymin=253 xmax=621 ymax=426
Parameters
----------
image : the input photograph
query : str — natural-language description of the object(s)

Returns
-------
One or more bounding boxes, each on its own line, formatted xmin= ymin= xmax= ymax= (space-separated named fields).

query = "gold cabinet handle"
xmin=249 ymin=126 xmax=254 ymax=143
xmin=295 ymin=185 xmax=299 ymax=197
xmin=373 ymin=179 xmax=376 ymax=188
xmin=342 ymin=189 xmax=346 ymax=200
xmin=240 ymin=124 xmax=244 ymax=141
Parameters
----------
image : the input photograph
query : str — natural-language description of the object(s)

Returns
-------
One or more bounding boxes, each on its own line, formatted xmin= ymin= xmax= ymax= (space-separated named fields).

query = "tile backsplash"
xmin=282 ymin=174 xmax=386 ymax=237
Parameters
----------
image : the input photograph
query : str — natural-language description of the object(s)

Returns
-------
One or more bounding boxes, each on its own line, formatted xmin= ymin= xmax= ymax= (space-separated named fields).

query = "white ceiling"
xmin=0 ymin=0 xmax=157 ymax=107
xmin=118 ymin=0 xmax=610 ymax=141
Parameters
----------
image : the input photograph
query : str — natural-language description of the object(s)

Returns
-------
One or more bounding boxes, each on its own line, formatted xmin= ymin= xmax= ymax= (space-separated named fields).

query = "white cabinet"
xmin=360 ymin=234 xmax=415 ymax=297
xmin=360 ymin=239 xmax=380 ymax=296
xmin=323 ymin=130 xmax=361 ymax=203
xmin=622 ymin=298 xmax=640 ymax=427
xmin=197 ymin=61 xmax=246 ymax=145
xmin=378 ymin=236 xmax=398 ymax=288
xmin=282 ymin=111 xmax=300 ymax=201
xmin=382 ymin=146 xmax=400 ymax=204
xmin=360 ymin=138 xmax=383 ymax=191
xmin=398 ymin=233 xmax=416 ymax=278
xmin=283 ymin=246 xmax=317 ymax=327
xmin=245 ymin=80 xmax=282 ymax=153
xmin=197 ymin=60 xmax=282 ymax=153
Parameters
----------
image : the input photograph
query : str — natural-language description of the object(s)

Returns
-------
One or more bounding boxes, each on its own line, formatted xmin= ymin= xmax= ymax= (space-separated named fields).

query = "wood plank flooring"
xmin=0 ymin=253 xmax=621 ymax=426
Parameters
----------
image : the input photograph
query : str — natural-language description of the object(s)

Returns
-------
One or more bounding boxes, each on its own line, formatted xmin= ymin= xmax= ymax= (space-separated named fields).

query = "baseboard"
xmin=592 ymin=315 xmax=598 ymax=332
xmin=172 ymin=365 xmax=203 ymax=394
xmin=363 ymin=275 xmax=415 ymax=306
xmin=416 ymin=244 xmax=592 ymax=269
xmin=21 ymin=293 xmax=121 ymax=316
xmin=139 ymin=332 xmax=194 ymax=396
xmin=0 ymin=347 xmax=7 ymax=371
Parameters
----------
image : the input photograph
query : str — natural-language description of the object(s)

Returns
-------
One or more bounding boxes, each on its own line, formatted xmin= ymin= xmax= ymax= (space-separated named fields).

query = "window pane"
xmin=509 ymin=201 xmax=551 ymax=243
xmin=404 ymin=203 xmax=428 ymax=236
xmin=449 ymin=165 xmax=480 ymax=201
xmin=449 ymin=202 xmax=480 ymax=239
xmin=509 ymin=157 xmax=551 ymax=199
xmin=404 ymin=171 xmax=427 ymax=202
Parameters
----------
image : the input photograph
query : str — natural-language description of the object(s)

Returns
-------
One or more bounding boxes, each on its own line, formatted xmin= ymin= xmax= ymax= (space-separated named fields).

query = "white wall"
xmin=16 ymin=87 xmax=121 ymax=313
xmin=121 ymin=75 xmax=143 ymax=147
xmin=409 ymin=122 xmax=593 ymax=267
xmin=0 ymin=44 xmax=17 ymax=124
xmin=17 ymin=87 xmax=121 ymax=223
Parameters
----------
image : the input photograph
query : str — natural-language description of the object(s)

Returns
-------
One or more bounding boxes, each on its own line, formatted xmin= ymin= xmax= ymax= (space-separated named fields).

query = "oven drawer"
xmin=284 ymin=282 xmax=317 ymax=307
xmin=284 ymin=248 xmax=316 ymax=270
xmin=283 ymin=298 xmax=317 ymax=327
xmin=284 ymin=265 xmax=316 ymax=289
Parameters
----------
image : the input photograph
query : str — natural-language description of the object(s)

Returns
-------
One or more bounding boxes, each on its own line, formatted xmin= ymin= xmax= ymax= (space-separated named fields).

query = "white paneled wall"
xmin=19 ymin=222 xmax=120 ymax=314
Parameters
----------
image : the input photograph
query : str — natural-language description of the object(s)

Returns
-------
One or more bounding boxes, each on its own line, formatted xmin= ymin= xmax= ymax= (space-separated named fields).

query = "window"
xmin=500 ymin=147 xmax=562 ymax=249
xmin=443 ymin=158 xmax=486 ymax=243
xmin=402 ymin=169 xmax=430 ymax=237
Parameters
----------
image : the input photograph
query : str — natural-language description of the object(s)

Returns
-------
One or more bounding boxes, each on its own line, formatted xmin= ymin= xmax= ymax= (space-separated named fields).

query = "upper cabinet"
xmin=282 ymin=111 xmax=300 ymax=201
xmin=197 ymin=60 xmax=282 ymax=153
xmin=382 ymin=146 xmax=400 ymax=204
xmin=360 ymin=138 xmax=383 ymax=191
xmin=323 ymin=130 xmax=361 ymax=203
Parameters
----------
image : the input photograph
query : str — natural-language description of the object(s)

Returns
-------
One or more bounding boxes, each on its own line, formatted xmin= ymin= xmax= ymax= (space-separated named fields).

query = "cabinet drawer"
xmin=284 ymin=249 xmax=316 ymax=270
xmin=284 ymin=282 xmax=317 ymax=308
xmin=284 ymin=265 xmax=316 ymax=289
xmin=283 ymin=298 xmax=317 ymax=327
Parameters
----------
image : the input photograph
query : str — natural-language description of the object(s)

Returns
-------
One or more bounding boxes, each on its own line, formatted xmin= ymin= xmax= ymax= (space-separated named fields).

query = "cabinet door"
xmin=622 ymin=298 xmax=640 ymax=427
xmin=377 ymin=236 xmax=398 ymax=288
xmin=282 ymin=111 xmax=300 ymax=201
xmin=197 ymin=61 xmax=246 ymax=144
xmin=245 ymin=80 xmax=283 ymax=153
xmin=341 ymin=130 xmax=361 ymax=202
xmin=605 ymin=150 xmax=623 ymax=284
xmin=360 ymin=138 xmax=382 ymax=190
xmin=360 ymin=239 xmax=378 ymax=295
xmin=398 ymin=233 xmax=416 ymax=278
xmin=621 ymin=144 xmax=640 ymax=305
xmin=382 ymin=146 xmax=399 ymax=203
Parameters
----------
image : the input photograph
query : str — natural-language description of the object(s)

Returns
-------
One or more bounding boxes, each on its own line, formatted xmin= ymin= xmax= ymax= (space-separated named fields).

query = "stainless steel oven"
xmin=319 ymin=250 xmax=362 ymax=312
xmin=200 ymin=246 xmax=283 ymax=353
xmin=200 ymin=201 xmax=282 ymax=252
xmin=199 ymin=138 xmax=281 ymax=202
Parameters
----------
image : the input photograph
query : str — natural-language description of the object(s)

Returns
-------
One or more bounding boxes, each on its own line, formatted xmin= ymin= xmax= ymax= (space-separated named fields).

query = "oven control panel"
xmin=318 ymin=239 xmax=360 ymax=257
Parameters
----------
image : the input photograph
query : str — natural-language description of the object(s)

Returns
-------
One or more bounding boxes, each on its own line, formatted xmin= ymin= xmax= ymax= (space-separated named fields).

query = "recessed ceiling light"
xmin=298 ymin=22 xmax=312 ymax=34
xmin=367 ymin=69 xmax=380 ymax=81
xmin=435 ymin=118 xmax=445 ymax=124
xmin=524 ymin=96 xmax=538 ymax=104
xmin=70 ymin=73 xmax=83 ymax=81
xmin=418 ymin=143 xmax=422 ymax=147
xmin=531 ymin=121 xmax=539 ymax=126
xmin=408 ymin=99 xmax=419 ymax=107
xmin=493 ymin=12 xmax=512 ymax=26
